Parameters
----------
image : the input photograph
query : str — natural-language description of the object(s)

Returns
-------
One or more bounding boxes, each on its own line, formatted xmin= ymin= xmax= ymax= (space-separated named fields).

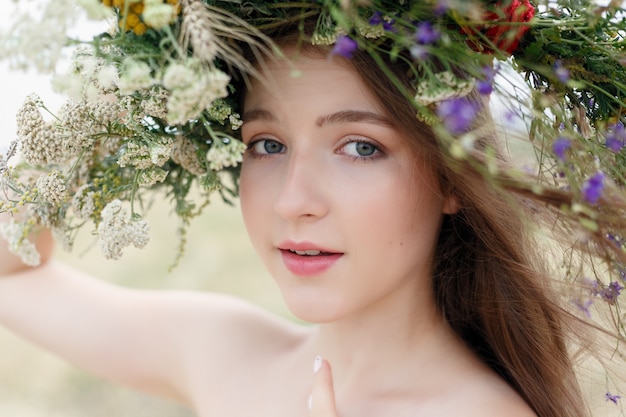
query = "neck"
xmin=304 ymin=285 xmax=464 ymax=398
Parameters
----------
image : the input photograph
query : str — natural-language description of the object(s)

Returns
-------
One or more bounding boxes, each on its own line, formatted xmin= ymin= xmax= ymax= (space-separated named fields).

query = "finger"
xmin=309 ymin=356 xmax=338 ymax=417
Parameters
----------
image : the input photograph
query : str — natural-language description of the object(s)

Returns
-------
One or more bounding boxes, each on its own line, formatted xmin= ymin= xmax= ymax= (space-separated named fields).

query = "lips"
xmin=278 ymin=242 xmax=343 ymax=276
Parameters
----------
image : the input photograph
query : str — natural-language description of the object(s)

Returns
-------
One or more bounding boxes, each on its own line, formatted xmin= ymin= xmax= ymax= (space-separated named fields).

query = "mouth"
xmin=278 ymin=246 xmax=343 ymax=276
xmin=287 ymin=249 xmax=336 ymax=256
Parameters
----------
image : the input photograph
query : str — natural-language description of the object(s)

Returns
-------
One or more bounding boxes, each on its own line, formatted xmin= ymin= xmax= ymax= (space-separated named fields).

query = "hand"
xmin=309 ymin=356 xmax=339 ymax=417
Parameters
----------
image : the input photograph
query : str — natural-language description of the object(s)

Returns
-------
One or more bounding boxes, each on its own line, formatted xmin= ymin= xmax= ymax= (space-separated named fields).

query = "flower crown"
xmin=1 ymin=1 xmax=625 ymax=287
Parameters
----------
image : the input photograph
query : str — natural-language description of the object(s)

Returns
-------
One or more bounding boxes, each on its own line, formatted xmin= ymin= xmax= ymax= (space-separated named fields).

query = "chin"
xmin=282 ymin=291 xmax=347 ymax=324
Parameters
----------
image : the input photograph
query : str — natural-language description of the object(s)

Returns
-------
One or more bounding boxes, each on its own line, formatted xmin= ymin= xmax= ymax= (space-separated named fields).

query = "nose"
xmin=273 ymin=151 xmax=328 ymax=221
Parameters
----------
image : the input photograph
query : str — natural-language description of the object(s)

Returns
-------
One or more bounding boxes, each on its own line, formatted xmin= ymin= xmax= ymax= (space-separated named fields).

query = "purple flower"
xmin=369 ymin=12 xmax=395 ymax=31
xmin=433 ymin=0 xmax=451 ymax=15
xmin=554 ymin=60 xmax=570 ymax=83
xmin=600 ymin=281 xmax=624 ymax=304
xmin=552 ymin=137 xmax=571 ymax=161
xmin=572 ymin=298 xmax=593 ymax=318
xmin=605 ymin=123 xmax=625 ymax=153
xmin=415 ymin=22 xmax=440 ymax=45
xmin=369 ymin=11 xmax=383 ymax=26
xmin=606 ymin=392 xmax=621 ymax=404
xmin=331 ymin=35 xmax=358 ymax=59
xmin=476 ymin=66 xmax=497 ymax=95
xmin=581 ymin=172 xmax=605 ymax=204
xmin=437 ymin=98 xmax=479 ymax=135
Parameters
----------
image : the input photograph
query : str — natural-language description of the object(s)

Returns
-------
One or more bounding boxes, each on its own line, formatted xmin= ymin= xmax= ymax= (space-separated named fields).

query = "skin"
xmin=0 ymin=53 xmax=537 ymax=417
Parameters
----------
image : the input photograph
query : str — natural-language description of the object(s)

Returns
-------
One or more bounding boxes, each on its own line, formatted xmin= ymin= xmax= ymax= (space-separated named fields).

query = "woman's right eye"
xmin=249 ymin=139 xmax=285 ymax=155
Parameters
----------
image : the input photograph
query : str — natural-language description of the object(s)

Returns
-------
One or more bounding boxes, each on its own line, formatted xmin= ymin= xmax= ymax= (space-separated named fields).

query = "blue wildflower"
xmin=369 ymin=11 xmax=383 ymax=26
xmin=369 ymin=12 xmax=395 ymax=31
xmin=552 ymin=137 xmax=571 ymax=161
xmin=605 ymin=123 xmax=625 ymax=153
xmin=600 ymin=281 xmax=624 ymax=304
xmin=437 ymin=98 xmax=479 ymax=135
xmin=554 ymin=60 xmax=570 ymax=83
xmin=331 ymin=35 xmax=358 ymax=59
xmin=572 ymin=298 xmax=593 ymax=318
xmin=606 ymin=392 xmax=621 ymax=404
xmin=581 ymin=172 xmax=605 ymax=204
xmin=415 ymin=22 xmax=440 ymax=45
xmin=476 ymin=66 xmax=496 ymax=95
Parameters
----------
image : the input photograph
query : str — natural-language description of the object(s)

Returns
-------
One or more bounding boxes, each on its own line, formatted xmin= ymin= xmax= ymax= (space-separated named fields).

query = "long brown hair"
xmin=348 ymin=49 xmax=588 ymax=417
xmin=239 ymin=21 xmax=589 ymax=417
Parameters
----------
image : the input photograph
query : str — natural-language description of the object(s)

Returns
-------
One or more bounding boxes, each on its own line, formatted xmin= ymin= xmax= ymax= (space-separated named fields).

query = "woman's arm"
xmin=0 ymin=214 xmax=294 ymax=406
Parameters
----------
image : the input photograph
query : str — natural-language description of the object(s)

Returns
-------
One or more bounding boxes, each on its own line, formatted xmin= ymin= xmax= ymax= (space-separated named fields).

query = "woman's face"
xmin=240 ymin=52 xmax=452 ymax=323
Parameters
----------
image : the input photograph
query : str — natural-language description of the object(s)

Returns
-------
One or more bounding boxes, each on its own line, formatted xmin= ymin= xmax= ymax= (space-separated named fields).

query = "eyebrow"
xmin=241 ymin=108 xmax=395 ymax=128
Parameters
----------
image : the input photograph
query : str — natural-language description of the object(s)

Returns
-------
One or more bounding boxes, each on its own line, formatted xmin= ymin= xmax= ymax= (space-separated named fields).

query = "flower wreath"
xmin=0 ymin=1 xmax=625 ymax=380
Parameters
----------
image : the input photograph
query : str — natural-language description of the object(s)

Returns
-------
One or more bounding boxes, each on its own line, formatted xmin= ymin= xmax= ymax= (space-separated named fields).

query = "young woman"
xmin=1 ymin=2 xmax=623 ymax=417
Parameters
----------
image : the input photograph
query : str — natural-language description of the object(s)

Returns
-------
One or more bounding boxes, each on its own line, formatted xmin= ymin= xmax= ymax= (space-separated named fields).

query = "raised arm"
xmin=0 ymin=215 xmax=295 ymax=407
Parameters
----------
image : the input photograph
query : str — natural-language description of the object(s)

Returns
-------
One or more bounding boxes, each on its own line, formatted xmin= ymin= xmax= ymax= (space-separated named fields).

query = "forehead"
xmin=243 ymin=51 xmax=384 ymax=115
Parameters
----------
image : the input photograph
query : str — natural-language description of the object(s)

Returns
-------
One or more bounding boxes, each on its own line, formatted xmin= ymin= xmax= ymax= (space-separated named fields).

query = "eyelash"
xmin=245 ymin=138 xmax=285 ymax=160
xmin=338 ymin=137 xmax=385 ymax=162
xmin=245 ymin=137 xmax=385 ymax=161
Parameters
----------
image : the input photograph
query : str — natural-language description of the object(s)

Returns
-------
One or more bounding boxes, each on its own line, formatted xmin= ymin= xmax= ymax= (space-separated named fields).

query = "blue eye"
xmin=251 ymin=139 xmax=285 ymax=155
xmin=343 ymin=140 xmax=380 ymax=158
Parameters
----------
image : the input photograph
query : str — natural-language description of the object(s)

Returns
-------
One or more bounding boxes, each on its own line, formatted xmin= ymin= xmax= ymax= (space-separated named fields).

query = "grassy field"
xmin=0 ymin=196 xmax=292 ymax=416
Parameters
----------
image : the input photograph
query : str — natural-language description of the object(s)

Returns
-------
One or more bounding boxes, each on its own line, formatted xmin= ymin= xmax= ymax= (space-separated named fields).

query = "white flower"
xmin=118 ymin=59 xmax=154 ymax=95
xmin=16 ymin=95 xmax=66 ymax=164
xmin=162 ymin=62 xmax=196 ymax=90
xmin=0 ymin=220 xmax=41 ymax=267
xmin=415 ymin=71 xmax=475 ymax=106
xmin=206 ymin=139 xmax=246 ymax=171
xmin=163 ymin=60 xmax=231 ymax=124
xmin=72 ymin=185 xmax=97 ymax=219
xmin=142 ymin=0 xmax=176 ymax=29
xmin=171 ymin=136 xmax=206 ymax=175
xmin=78 ymin=0 xmax=115 ymax=20
xmin=0 ymin=0 xmax=76 ymax=72
xmin=97 ymin=65 xmax=119 ymax=90
xmin=97 ymin=200 xmax=150 ymax=260
xmin=36 ymin=171 xmax=67 ymax=206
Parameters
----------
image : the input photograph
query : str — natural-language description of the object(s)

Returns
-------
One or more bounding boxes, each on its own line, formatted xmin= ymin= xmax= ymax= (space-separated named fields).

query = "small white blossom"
xmin=118 ymin=59 xmax=154 ymax=95
xmin=0 ymin=220 xmax=41 ymax=267
xmin=118 ymin=138 xmax=173 ymax=169
xmin=72 ymin=184 xmax=97 ymax=219
xmin=162 ymin=62 xmax=196 ymax=90
xmin=142 ymin=0 xmax=176 ymax=29
xmin=0 ymin=0 xmax=76 ymax=72
xmin=229 ymin=113 xmax=243 ymax=130
xmin=206 ymin=139 xmax=246 ymax=171
xmin=141 ymin=86 xmax=169 ymax=120
xmin=138 ymin=168 xmax=168 ymax=187
xmin=97 ymin=65 xmax=119 ymax=90
xmin=415 ymin=71 xmax=475 ymax=106
xmin=16 ymin=95 xmax=65 ymax=164
xmin=97 ymin=199 xmax=150 ymax=260
xmin=36 ymin=171 xmax=67 ymax=206
xmin=171 ymin=136 xmax=206 ymax=175
xmin=162 ymin=60 xmax=230 ymax=124
xmin=78 ymin=0 xmax=115 ymax=20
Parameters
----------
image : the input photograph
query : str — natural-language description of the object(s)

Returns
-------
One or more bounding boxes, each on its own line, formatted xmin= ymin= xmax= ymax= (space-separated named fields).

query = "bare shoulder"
xmin=440 ymin=369 xmax=538 ymax=417
xmin=160 ymin=290 xmax=308 ymax=397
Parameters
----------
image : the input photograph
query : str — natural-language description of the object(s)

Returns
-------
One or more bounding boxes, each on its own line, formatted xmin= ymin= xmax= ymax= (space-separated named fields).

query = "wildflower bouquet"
xmin=0 ymin=0 xmax=625 ymax=319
